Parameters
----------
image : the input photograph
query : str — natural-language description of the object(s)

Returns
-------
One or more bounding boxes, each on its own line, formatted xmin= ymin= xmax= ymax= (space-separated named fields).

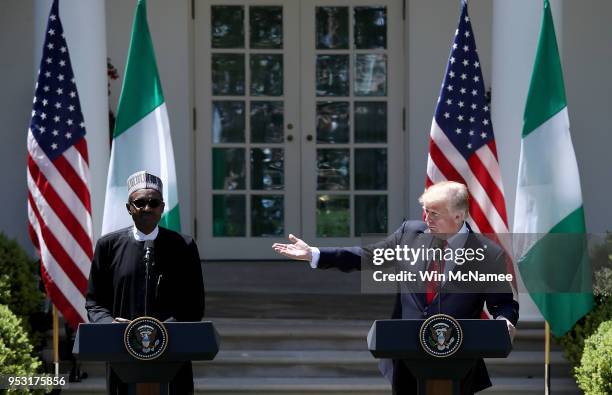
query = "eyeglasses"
xmin=130 ymin=198 xmax=163 ymax=209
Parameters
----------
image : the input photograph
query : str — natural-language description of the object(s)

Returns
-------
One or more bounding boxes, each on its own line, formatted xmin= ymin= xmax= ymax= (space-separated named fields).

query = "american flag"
xmin=426 ymin=0 xmax=509 ymax=236
xmin=27 ymin=0 xmax=93 ymax=329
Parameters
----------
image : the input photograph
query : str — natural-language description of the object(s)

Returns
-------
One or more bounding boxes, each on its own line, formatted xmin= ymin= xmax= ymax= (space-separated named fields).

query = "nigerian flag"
xmin=102 ymin=0 xmax=180 ymax=234
xmin=514 ymin=0 xmax=592 ymax=336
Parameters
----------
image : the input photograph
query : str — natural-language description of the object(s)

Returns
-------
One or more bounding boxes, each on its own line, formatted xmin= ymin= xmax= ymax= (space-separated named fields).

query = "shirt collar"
xmin=425 ymin=222 xmax=469 ymax=248
xmin=446 ymin=222 xmax=469 ymax=249
xmin=133 ymin=225 xmax=159 ymax=241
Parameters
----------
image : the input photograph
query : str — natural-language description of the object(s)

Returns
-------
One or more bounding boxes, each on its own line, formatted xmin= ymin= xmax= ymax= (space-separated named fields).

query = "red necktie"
xmin=426 ymin=241 xmax=446 ymax=305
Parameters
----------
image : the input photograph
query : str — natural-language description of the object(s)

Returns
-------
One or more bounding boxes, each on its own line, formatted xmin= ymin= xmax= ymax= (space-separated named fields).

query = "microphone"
xmin=143 ymin=240 xmax=155 ymax=316
xmin=432 ymin=237 xmax=446 ymax=315
xmin=144 ymin=240 xmax=155 ymax=266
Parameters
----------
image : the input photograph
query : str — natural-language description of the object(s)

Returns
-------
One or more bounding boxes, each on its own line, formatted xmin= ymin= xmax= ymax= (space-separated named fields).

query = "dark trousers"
xmin=392 ymin=359 xmax=488 ymax=395
xmin=106 ymin=362 xmax=194 ymax=395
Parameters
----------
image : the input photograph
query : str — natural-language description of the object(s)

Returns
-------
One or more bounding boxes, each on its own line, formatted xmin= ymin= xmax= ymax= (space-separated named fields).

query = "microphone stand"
xmin=143 ymin=240 xmax=155 ymax=316
xmin=438 ymin=242 xmax=443 ymax=315
xmin=438 ymin=271 xmax=443 ymax=315
xmin=435 ymin=238 xmax=445 ymax=315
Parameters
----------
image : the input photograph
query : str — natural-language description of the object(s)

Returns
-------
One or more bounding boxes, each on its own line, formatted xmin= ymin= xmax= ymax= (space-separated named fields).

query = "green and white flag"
xmin=102 ymin=0 xmax=180 ymax=235
xmin=514 ymin=0 xmax=592 ymax=336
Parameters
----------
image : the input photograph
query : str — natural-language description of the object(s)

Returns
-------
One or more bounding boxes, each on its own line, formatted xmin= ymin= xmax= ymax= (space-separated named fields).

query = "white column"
xmin=35 ymin=1 xmax=109 ymax=243
xmin=491 ymin=0 xmax=563 ymax=322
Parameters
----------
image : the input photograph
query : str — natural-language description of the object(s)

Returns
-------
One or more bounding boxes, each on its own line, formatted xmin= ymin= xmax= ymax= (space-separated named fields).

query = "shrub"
xmin=0 ymin=233 xmax=43 ymax=317
xmin=559 ymin=298 xmax=612 ymax=368
xmin=0 ymin=304 xmax=41 ymax=376
xmin=594 ymin=267 xmax=612 ymax=299
xmin=559 ymin=241 xmax=612 ymax=367
xmin=0 ymin=233 xmax=46 ymax=350
xmin=576 ymin=320 xmax=612 ymax=394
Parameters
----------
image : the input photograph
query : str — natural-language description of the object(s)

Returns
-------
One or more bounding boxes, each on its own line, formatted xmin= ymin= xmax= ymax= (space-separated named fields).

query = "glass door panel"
xmin=196 ymin=0 xmax=300 ymax=259
xmin=301 ymin=0 xmax=404 ymax=246
xmin=196 ymin=0 xmax=403 ymax=258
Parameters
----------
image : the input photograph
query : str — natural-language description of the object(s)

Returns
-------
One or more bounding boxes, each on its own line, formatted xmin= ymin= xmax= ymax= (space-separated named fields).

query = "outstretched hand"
xmin=272 ymin=234 xmax=313 ymax=261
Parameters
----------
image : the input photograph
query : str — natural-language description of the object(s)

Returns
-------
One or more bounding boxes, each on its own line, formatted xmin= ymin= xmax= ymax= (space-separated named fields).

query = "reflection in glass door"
xmin=302 ymin=0 xmax=404 ymax=246
xmin=196 ymin=1 xmax=300 ymax=259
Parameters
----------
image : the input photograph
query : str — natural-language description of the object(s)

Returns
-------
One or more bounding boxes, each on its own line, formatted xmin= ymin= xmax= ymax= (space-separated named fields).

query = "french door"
xmin=195 ymin=0 xmax=404 ymax=259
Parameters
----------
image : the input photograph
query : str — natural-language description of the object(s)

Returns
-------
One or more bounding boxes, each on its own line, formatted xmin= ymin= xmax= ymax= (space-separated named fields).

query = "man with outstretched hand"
xmin=273 ymin=181 xmax=518 ymax=394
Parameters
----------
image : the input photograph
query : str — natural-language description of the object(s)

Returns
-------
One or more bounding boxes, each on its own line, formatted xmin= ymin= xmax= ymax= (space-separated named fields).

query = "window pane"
xmin=251 ymin=148 xmax=284 ymax=190
xmin=355 ymin=54 xmax=387 ymax=96
xmin=316 ymin=7 xmax=349 ymax=49
xmin=317 ymin=195 xmax=350 ymax=237
xmin=250 ymin=6 xmax=283 ymax=49
xmin=213 ymin=195 xmax=246 ymax=236
xmin=212 ymin=101 xmax=245 ymax=143
xmin=355 ymin=195 xmax=387 ymax=236
xmin=354 ymin=102 xmax=387 ymax=143
xmin=211 ymin=6 xmax=244 ymax=48
xmin=317 ymin=101 xmax=349 ymax=143
xmin=354 ymin=7 xmax=387 ymax=49
xmin=251 ymin=195 xmax=284 ymax=236
xmin=316 ymin=55 xmax=349 ymax=97
xmin=251 ymin=101 xmax=284 ymax=143
xmin=317 ymin=149 xmax=349 ymax=190
xmin=212 ymin=148 xmax=245 ymax=190
xmin=212 ymin=54 xmax=245 ymax=95
xmin=355 ymin=149 xmax=387 ymax=190
xmin=250 ymin=54 xmax=283 ymax=96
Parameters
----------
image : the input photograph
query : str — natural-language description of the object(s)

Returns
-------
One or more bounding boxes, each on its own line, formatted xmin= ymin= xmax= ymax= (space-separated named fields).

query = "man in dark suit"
xmin=272 ymin=181 xmax=518 ymax=394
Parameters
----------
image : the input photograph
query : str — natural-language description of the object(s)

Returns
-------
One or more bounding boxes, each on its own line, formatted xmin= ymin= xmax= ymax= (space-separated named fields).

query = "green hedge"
xmin=0 ymin=233 xmax=43 ymax=318
xmin=0 ymin=233 xmax=46 ymax=351
xmin=576 ymin=320 xmax=612 ymax=394
xmin=0 ymin=233 xmax=46 ymax=393
xmin=558 ymin=236 xmax=612 ymax=393
xmin=559 ymin=293 xmax=612 ymax=367
xmin=559 ymin=238 xmax=612 ymax=366
xmin=0 ymin=304 xmax=41 ymax=376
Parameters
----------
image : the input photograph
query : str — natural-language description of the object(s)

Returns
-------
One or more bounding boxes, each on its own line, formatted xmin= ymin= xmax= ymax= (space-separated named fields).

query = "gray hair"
xmin=418 ymin=181 xmax=469 ymax=217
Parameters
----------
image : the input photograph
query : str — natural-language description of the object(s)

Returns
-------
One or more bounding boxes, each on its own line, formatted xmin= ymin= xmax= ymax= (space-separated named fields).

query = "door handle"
xmin=306 ymin=134 xmax=313 ymax=141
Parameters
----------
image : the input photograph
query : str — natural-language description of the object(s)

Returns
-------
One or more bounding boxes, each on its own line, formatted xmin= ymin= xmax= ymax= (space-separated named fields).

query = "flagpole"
xmin=53 ymin=305 xmax=59 ymax=376
xmin=544 ymin=321 xmax=551 ymax=395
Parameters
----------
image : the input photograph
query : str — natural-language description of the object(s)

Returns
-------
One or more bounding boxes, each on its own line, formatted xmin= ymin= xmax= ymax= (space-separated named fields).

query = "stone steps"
xmin=58 ymin=317 xmax=580 ymax=395
xmin=214 ymin=318 xmax=560 ymax=352
xmin=47 ymin=280 xmax=580 ymax=395
xmin=77 ymin=349 xmax=572 ymax=378
xmin=61 ymin=377 xmax=581 ymax=395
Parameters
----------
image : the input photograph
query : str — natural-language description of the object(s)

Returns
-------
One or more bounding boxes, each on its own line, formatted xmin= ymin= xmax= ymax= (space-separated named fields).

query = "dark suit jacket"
xmin=317 ymin=220 xmax=519 ymax=394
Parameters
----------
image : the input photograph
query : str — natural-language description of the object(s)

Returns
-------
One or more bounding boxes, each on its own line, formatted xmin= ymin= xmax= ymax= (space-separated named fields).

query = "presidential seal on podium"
xmin=419 ymin=314 xmax=463 ymax=358
xmin=124 ymin=316 xmax=169 ymax=360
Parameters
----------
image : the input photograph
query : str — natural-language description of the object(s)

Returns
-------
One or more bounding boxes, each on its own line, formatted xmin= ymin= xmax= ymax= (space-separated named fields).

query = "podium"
xmin=367 ymin=319 xmax=511 ymax=395
xmin=73 ymin=321 xmax=219 ymax=394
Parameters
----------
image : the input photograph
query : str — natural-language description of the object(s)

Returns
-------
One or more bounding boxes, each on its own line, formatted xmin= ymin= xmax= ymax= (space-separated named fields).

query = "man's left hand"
xmin=497 ymin=316 xmax=516 ymax=342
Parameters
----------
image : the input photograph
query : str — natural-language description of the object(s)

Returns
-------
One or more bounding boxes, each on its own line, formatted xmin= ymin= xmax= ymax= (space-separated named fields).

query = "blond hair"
xmin=418 ymin=181 xmax=469 ymax=217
